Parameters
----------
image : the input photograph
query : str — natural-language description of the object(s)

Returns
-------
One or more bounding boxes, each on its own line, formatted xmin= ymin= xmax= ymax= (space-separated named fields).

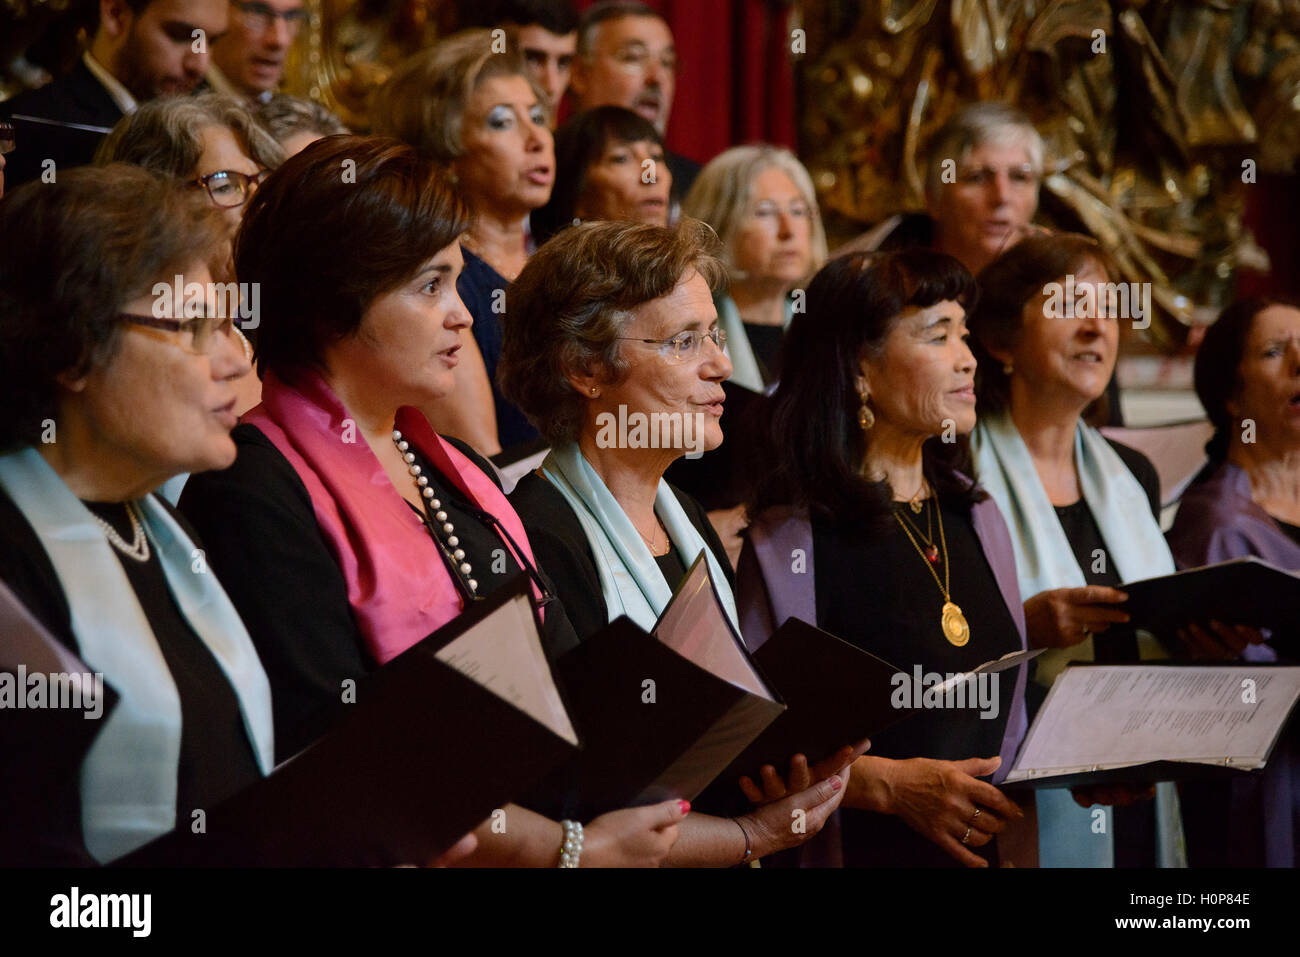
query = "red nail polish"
xmin=830 ymin=776 xmax=843 ymax=791
xmin=678 ymin=800 xmax=690 ymax=815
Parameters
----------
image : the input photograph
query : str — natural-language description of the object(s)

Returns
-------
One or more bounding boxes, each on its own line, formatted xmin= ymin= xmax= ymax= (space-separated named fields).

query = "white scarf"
xmin=0 ymin=447 xmax=274 ymax=862
xmin=541 ymin=443 xmax=739 ymax=632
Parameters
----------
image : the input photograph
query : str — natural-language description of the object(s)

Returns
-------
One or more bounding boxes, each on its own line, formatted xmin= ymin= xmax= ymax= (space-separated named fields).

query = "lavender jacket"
xmin=736 ymin=489 xmax=1031 ymax=867
xmin=1166 ymin=461 xmax=1299 ymax=867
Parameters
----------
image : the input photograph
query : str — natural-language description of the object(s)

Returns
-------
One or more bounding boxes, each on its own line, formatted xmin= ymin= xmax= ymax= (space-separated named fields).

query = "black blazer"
xmin=509 ymin=470 xmax=734 ymax=642
xmin=2 ymin=60 xmax=124 ymax=190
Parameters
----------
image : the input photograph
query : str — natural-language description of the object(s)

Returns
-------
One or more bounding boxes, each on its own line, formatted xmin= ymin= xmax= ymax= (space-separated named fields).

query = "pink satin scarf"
xmin=242 ymin=369 xmax=543 ymax=665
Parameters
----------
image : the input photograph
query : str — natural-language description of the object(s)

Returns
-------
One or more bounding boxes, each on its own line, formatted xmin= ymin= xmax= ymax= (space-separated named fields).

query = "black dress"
xmin=0 ymin=490 xmax=261 ymax=865
xmin=812 ymin=494 xmax=1020 ymax=867
xmin=178 ymin=424 xmax=578 ymax=762
xmin=508 ymin=470 xmax=735 ymax=642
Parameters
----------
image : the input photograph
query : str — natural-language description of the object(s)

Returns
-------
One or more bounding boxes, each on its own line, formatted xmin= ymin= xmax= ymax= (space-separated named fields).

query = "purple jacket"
xmin=736 ymin=490 xmax=1031 ymax=866
xmin=1166 ymin=461 xmax=1299 ymax=867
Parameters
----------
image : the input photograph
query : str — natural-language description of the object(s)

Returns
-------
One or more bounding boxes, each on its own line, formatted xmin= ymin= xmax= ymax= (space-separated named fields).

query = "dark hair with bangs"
xmin=1194 ymin=297 xmax=1298 ymax=464
xmin=531 ymin=106 xmax=664 ymax=245
xmin=745 ymin=248 xmax=982 ymax=531
xmin=968 ymin=233 xmax=1117 ymax=422
xmin=234 ymin=135 xmax=472 ymax=382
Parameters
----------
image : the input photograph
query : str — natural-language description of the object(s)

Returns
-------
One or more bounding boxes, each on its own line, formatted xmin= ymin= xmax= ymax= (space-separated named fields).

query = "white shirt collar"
xmin=82 ymin=51 xmax=138 ymax=116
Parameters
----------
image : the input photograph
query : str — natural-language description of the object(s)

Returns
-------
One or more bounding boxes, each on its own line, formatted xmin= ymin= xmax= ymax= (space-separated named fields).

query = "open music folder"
xmin=123 ymin=577 xmax=580 ymax=866
xmin=1122 ymin=556 xmax=1300 ymax=639
xmin=1004 ymin=663 xmax=1300 ymax=787
xmin=552 ymin=552 xmax=785 ymax=819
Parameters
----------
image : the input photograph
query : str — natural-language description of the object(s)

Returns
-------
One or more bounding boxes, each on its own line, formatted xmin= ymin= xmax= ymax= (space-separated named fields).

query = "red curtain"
xmin=571 ymin=0 xmax=796 ymax=164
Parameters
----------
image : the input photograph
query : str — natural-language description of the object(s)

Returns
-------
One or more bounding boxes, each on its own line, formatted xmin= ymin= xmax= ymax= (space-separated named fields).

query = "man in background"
xmin=208 ymin=0 xmax=306 ymax=103
xmin=464 ymin=0 xmax=577 ymax=125
xmin=2 ymin=0 xmax=227 ymax=189
xmin=566 ymin=0 xmax=699 ymax=196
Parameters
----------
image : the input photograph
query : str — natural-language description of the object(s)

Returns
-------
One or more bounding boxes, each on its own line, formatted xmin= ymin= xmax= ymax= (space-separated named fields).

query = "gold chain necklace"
xmin=893 ymin=499 xmax=970 ymax=647
xmin=638 ymin=518 xmax=671 ymax=557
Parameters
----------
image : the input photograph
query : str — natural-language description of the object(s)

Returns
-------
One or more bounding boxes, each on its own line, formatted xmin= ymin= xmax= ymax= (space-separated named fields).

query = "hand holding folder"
xmin=123 ymin=577 xmax=580 ymax=866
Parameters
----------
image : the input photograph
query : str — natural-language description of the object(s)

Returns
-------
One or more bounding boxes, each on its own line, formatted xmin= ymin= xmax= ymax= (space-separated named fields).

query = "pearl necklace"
xmin=90 ymin=501 xmax=151 ymax=563
xmin=392 ymin=430 xmax=477 ymax=594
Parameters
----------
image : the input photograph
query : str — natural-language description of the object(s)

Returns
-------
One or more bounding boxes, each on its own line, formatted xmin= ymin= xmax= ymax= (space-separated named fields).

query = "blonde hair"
xmin=682 ymin=144 xmax=827 ymax=282
xmin=371 ymin=28 xmax=547 ymax=163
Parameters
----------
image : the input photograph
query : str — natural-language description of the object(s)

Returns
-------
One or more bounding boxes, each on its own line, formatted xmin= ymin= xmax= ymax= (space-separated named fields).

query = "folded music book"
xmin=1122 ymin=556 xmax=1300 ymax=639
xmin=122 ymin=576 xmax=580 ymax=866
xmin=553 ymin=552 xmax=785 ymax=819
xmin=1003 ymin=662 xmax=1300 ymax=787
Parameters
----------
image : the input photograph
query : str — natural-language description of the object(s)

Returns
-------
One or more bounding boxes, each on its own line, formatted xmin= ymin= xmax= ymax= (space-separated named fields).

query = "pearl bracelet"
xmin=558 ymin=820 xmax=584 ymax=868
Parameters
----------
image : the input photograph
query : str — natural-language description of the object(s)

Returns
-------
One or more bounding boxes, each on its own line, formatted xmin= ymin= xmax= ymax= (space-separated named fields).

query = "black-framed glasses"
xmin=616 ymin=327 xmax=727 ymax=362
xmin=0 ymin=122 xmax=14 ymax=155
xmin=191 ymin=169 xmax=266 ymax=209
xmin=117 ymin=313 xmax=238 ymax=355
xmin=231 ymin=0 xmax=308 ymax=33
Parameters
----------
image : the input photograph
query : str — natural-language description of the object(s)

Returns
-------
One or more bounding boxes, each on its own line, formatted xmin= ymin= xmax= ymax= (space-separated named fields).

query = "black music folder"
xmin=1123 ymin=556 xmax=1300 ymax=639
xmin=123 ymin=577 xmax=581 ymax=866
xmin=553 ymin=553 xmax=785 ymax=820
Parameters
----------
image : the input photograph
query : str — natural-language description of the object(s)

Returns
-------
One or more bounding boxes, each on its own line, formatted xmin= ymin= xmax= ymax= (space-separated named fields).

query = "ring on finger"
xmin=968 ymin=807 xmax=982 ymax=826
xmin=961 ymin=826 xmax=972 ymax=845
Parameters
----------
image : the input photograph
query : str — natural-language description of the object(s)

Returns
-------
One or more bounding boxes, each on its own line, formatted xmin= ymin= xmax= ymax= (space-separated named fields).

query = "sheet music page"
xmin=652 ymin=555 xmax=773 ymax=700
xmin=1006 ymin=665 xmax=1300 ymax=782
xmin=435 ymin=593 xmax=579 ymax=745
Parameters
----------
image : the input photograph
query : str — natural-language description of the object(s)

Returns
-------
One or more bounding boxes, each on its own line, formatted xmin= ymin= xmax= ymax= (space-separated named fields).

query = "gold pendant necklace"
xmin=893 ymin=499 xmax=970 ymax=647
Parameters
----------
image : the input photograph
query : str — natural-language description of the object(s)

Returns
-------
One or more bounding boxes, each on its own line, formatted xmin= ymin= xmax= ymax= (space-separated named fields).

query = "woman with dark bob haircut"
xmin=530 ymin=105 xmax=671 ymax=246
xmin=0 ymin=166 xmax=270 ymax=864
xmin=1167 ymin=296 xmax=1300 ymax=867
xmin=179 ymin=135 xmax=687 ymax=867
xmin=739 ymin=249 xmax=1030 ymax=868
xmin=502 ymin=218 xmax=860 ymax=866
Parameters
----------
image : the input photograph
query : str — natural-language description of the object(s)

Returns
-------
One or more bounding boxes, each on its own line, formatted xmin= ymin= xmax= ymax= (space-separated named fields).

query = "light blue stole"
xmin=0 ymin=447 xmax=274 ymax=862
xmin=540 ymin=442 xmax=739 ymax=632
xmin=972 ymin=411 xmax=1184 ymax=868
xmin=715 ymin=294 xmax=794 ymax=394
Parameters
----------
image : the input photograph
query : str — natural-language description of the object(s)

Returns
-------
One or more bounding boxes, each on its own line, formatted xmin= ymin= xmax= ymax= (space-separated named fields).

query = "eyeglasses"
xmin=117 ymin=313 xmax=239 ymax=355
xmin=231 ymin=0 xmax=308 ymax=34
xmin=191 ymin=169 xmax=266 ymax=209
xmin=0 ymin=122 xmax=15 ymax=155
xmin=616 ymin=328 xmax=727 ymax=362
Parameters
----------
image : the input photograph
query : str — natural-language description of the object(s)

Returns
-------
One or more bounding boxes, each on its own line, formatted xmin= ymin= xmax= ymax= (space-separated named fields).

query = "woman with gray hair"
xmin=683 ymin=144 xmax=827 ymax=393
xmin=843 ymin=101 xmax=1045 ymax=276
xmin=94 ymin=92 xmax=281 ymax=426
xmin=502 ymin=217 xmax=861 ymax=865
xmin=252 ymin=94 xmax=348 ymax=156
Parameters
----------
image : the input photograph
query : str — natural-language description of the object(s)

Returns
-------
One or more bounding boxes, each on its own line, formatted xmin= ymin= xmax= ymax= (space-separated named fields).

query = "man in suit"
xmin=567 ymin=1 xmax=701 ymax=199
xmin=207 ymin=0 xmax=306 ymax=104
xmin=2 ymin=0 xmax=228 ymax=190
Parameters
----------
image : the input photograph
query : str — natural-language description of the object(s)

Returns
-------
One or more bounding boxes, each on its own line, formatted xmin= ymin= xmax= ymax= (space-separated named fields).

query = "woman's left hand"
xmin=739 ymin=739 xmax=870 ymax=806
xmin=1176 ymin=620 xmax=1268 ymax=660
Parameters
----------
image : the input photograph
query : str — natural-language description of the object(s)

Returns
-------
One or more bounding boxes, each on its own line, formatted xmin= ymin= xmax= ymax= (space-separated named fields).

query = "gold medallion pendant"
xmin=941 ymin=601 xmax=970 ymax=647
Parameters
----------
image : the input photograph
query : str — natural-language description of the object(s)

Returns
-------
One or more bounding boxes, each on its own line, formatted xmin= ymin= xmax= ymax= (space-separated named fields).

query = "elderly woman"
xmin=252 ymin=93 xmax=349 ymax=156
xmin=531 ymin=105 xmax=672 ymax=245
xmin=94 ymin=92 xmax=283 ymax=419
xmin=0 ymin=166 xmax=271 ymax=864
xmin=967 ymin=233 xmax=1197 ymax=867
xmin=739 ymin=248 xmax=1029 ymax=867
xmin=665 ymin=145 xmax=828 ymax=549
xmin=842 ymin=102 xmax=1043 ymax=276
xmin=501 ymin=218 xmax=855 ymax=866
xmin=1167 ymin=297 xmax=1300 ymax=867
xmin=178 ymin=135 xmax=684 ymax=867
xmin=372 ymin=29 xmax=555 ymax=456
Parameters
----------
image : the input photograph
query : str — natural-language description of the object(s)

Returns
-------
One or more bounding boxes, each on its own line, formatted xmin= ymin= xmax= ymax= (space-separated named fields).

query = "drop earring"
xmin=855 ymin=377 xmax=874 ymax=431
xmin=1003 ymin=361 xmax=1014 ymax=376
